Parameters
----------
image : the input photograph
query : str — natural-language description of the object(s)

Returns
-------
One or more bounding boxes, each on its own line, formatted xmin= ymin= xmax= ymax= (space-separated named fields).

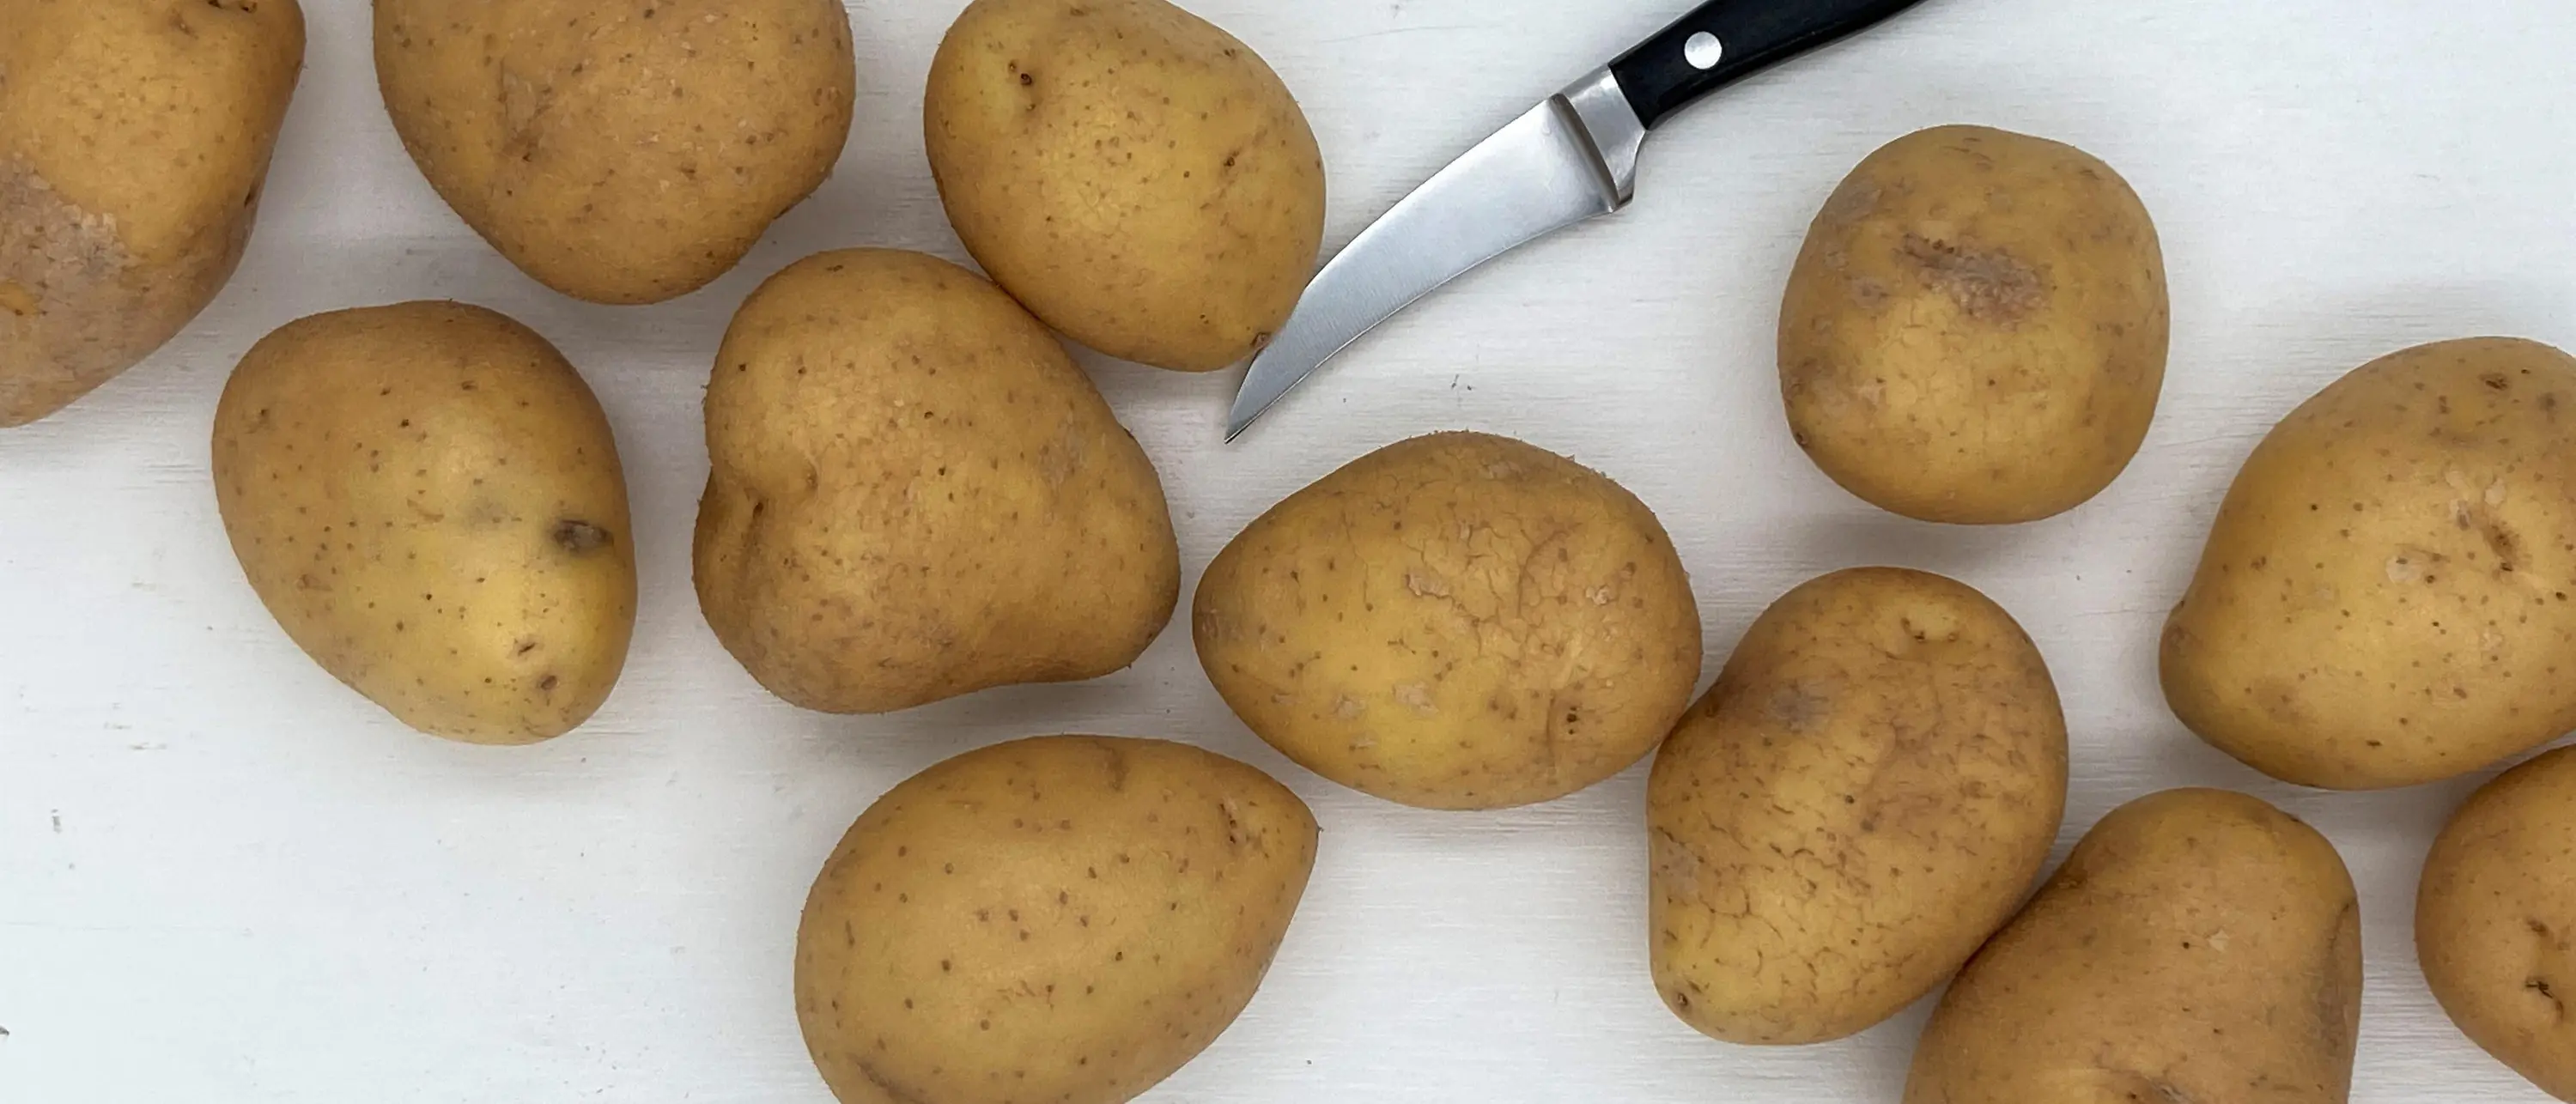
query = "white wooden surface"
xmin=4 ymin=1 xmax=2575 ymax=1100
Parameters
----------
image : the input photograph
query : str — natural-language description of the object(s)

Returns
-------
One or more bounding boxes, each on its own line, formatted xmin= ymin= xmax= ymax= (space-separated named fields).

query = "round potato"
xmin=374 ymin=0 xmax=855 ymax=305
xmin=926 ymin=0 xmax=1325 ymax=372
xmin=2 ymin=0 xmax=305 ymax=426
xmin=797 ymin=736 xmax=1318 ymax=1104
xmin=1781 ymin=124 xmax=2168 ymax=524
xmin=695 ymin=249 xmax=1180 ymax=714
xmin=1194 ymin=432 xmax=1702 ymax=810
xmin=2418 ymin=747 xmax=2576 ymax=1101
xmin=1649 ymin=567 xmax=2068 ymax=1045
xmin=1905 ymin=789 xmax=2362 ymax=1104
xmin=212 ymin=301 xmax=635 ymax=744
xmin=2163 ymin=337 xmax=2576 ymax=789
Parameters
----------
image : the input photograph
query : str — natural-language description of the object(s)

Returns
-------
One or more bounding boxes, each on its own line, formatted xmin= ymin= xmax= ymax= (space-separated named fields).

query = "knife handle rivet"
xmin=1684 ymin=31 xmax=1725 ymax=70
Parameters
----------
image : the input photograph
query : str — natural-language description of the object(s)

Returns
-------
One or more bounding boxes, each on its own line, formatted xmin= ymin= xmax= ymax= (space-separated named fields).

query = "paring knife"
xmin=1225 ymin=0 xmax=1934 ymax=441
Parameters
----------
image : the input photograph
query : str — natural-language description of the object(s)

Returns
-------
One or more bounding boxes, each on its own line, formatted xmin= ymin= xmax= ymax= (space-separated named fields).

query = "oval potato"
xmin=796 ymin=736 xmax=1318 ymax=1104
xmin=2 ymin=0 xmax=305 ymax=426
xmin=2418 ymin=746 xmax=2576 ymax=1101
xmin=212 ymin=301 xmax=635 ymax=744
xmin=1649 ymin=567 xmax=2068 ymax=1045
xmin=1194 ymin=432 xmax=1702 ymax=810
xmin=927 ymin=0 xmax=1325 ymax=372
xmin=1781 ymin=124 xmax=2168 ymax=524
xmin=374 ymin=0 xmax=855 ymax=305
xmin=695 ymin=249 xmax=1180 ymax=714
xmin=2163 ymin=337 xmax=2576 ymax=789
xmin=1905 ymin=789 xmax=2362 ymax=1104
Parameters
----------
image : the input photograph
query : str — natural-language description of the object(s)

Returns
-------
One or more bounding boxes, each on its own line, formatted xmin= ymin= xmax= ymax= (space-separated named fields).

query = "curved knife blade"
xmin=1224 ymin=69 xmax=1646 ymax=442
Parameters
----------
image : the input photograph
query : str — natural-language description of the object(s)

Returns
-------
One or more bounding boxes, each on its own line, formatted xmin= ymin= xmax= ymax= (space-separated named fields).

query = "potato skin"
xmin=373 ymin=0 xmax=855 ymax=305
xmin=1649 ymin=567 xmax=2068 ymax=1045
xmin=926 ymin=0 xmax=1325 ymax=372
xmin=212 ymin=302 xmax=635 ymax=744
xmin=2162 ymin=338 xmax=2576 ymax=790
xmin=1194 ymin=432 xmax=1702 ymax=810
xmin=2418 ymin=747 xmax=2576 ymax=1101
xmin=695 ymin=249 xmax=1180 ymax=714
xmin=1905 ymin=789 xmax=2362 ymax=1104
xmin=1781 ymin=125 xmax=2168 ymax=524
xmin=1 ymin=0 xmax=305 ymax=426
xmin=796 ymin=736 xmax=1319 ymax=1104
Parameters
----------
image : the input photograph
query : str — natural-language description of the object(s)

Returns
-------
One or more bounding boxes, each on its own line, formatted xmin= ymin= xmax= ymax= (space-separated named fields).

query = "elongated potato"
xmin=2418 ymin=747 xmax=2576 ymax=1101
xmin=797 ymin=736 xmax=1319 ymax=1104
xmin=3 ymin=0 xmax=306 ymax=425
xmin=1905 ymin=789 xmax=2362 ymax=1104
xmin=213 ymin=301 xmax=635 ymax=744
xmin=1649 ymin=567 xmax=2067 ymax=1045
xmin=2164 ymin=337 xmax=2576 ymax=789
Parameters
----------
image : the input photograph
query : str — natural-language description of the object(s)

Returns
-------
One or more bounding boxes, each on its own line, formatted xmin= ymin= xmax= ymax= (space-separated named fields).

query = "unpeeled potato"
xmin=2418 ymin=747 xmax=2576 ymax=1101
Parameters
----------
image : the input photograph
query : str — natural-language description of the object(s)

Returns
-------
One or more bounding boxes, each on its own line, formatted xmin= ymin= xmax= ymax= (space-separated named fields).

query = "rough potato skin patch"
xmin=1903 ymin=790 xmax=2362 ymax=1104
xmin=210 ymin=301 xmax=636 ymax=744
xmin=1780 ymin=124 xmax=2168 ymax=524
xmin=2162 ymin=337 xmax=2576 ymax=790
xmin=693 ymin=249 xmax=1180 ymax=714
xmin=372 ymin=0 xmax=854 ymax=305
xmin=0 ymin=0 xmax=304 ymax=426
xmin=794 ymin=737 xmax=1318 ymax=1104
xmin=925 ymin=0 xmax=1326 ymax=372
xmin=2420 ymin=747 xmax=2576 ymax=1101
xmin=1647 ymin=567 xmax=2068 ymax=1045
xmin=1194 ymin=432 xmax=1702 ymax=810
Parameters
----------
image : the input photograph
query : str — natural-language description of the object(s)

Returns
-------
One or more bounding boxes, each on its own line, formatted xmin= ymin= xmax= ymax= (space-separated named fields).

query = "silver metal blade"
xmin=1226 ymin=68 xmax=1647 ymax=441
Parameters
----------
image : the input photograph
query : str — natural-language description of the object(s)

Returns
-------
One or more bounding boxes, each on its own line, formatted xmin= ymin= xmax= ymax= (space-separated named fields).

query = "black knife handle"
xmin=1609 ymin=0 xmax=1931 ymax=129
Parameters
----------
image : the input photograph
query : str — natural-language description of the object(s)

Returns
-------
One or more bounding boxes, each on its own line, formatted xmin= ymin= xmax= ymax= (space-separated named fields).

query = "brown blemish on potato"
xmin=1899 ymin=233 xmax=2044 ymax=322
xmin=551 ymin=519 xmax=612 ymax=555
xmin=0 ymin=280 xmax=35 ymax=316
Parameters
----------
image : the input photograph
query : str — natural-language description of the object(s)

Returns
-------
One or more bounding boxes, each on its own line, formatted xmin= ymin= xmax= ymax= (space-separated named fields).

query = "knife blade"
xmin=1226 ymin=0 xmax=1935 ymax=441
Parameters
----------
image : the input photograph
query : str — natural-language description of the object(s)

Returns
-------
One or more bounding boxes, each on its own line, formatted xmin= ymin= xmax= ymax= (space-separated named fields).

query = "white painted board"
xmin=4 ymin=0 xmax=2574 ymax=1100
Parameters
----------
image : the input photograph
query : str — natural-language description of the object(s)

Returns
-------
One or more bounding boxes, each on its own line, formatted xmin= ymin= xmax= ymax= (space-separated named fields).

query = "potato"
xmin=2163 ymin=338 xmax=2576 ymax=790
xmin=1194 ymin=432 xmax=1701 ymax=810
xmin=1648 ymin=567 xmax=2067 ymax=1045
xmin=926 ymin=0 xmax=1325 ymax=372
xmin=1905 ymin=789 xmax=2362 ymax=1104
xmin=1781 ymin=125 xmax=2168 ymax=524
xmin=211 ymin=302 xmax=635 ymax=744
xmin=1 ymin=0 xmax=305 ymax=427
xmin=796 ymin=736 xmax=1318 ymax=1104
xmin=2418 ymin=746 xmax=2576 ymax=1101
xmin=373 ymin=0 xmax=855 ymax=306
xmin=695 ymin=249 xmax=1179 ymax=714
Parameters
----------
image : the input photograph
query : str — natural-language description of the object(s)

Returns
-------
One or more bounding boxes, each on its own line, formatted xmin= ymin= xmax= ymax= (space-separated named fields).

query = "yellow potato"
xmin=2 ymin=0 xmax=305 ymax=426
xmin=2163 ymin=337 xmax=2576 ymax=789
xmin=926 ymin=0 xmax=1325 ymax=372
xmin=1649 ymin=567 xmax=2067 ymax=1045
xmin=1905 ymin=789 xmax=2362 ymax=1104
xmin=212 ymin=301 xmax=635 ymax=744
xmin=2418 ymin=746 xmax=2576 ymax=1101
xmin=1781 ymin=125 xmax=2168 ymax=524
xmin=374 ymin=0 xmax=855 ymax=305
xmin=1194 ymin=432 xmax=1702 ymax=810
xmin=796 ymin=736 xmax=1318 ymax=1104
xmin=695 ymin=249 xmax=1180 ymax=714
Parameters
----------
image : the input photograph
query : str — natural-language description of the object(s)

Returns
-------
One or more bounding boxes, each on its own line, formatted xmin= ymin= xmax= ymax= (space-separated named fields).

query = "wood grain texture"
xmin=0 ymin=0 xmax=2572 ymax=1101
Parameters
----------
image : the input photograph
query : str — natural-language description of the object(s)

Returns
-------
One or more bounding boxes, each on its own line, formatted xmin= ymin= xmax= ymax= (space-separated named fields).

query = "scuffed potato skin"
xmin=796 ymin=736 xmax=1319 ymax=1104
xmin=2418 ymin=747 xmax=2576 ymax=1101
xmin=694 ymin=249 xmax=1180 ymax=714
xmin=1194 ymin=432 xmax=1702 ymax=810
xmin=1 ymin=0 xmax=306 ymax=426
xmin=1905 ymin=789 xmax=2361 ymax=1104
xmin=2162 ymin=338 xmax=2576 ymax=790
xmin=1781 ymin=124 xmax=2167 ymax=524
xmin=926 ymin=0 xmax=1325 ymax=372
xmin=373 ymin=0 xmax=855 ymax=305
xmin=1649 ymin=567 xmax=2067 ymax=1045
xmin=212 ymin=302 xmax=635 ymax=744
